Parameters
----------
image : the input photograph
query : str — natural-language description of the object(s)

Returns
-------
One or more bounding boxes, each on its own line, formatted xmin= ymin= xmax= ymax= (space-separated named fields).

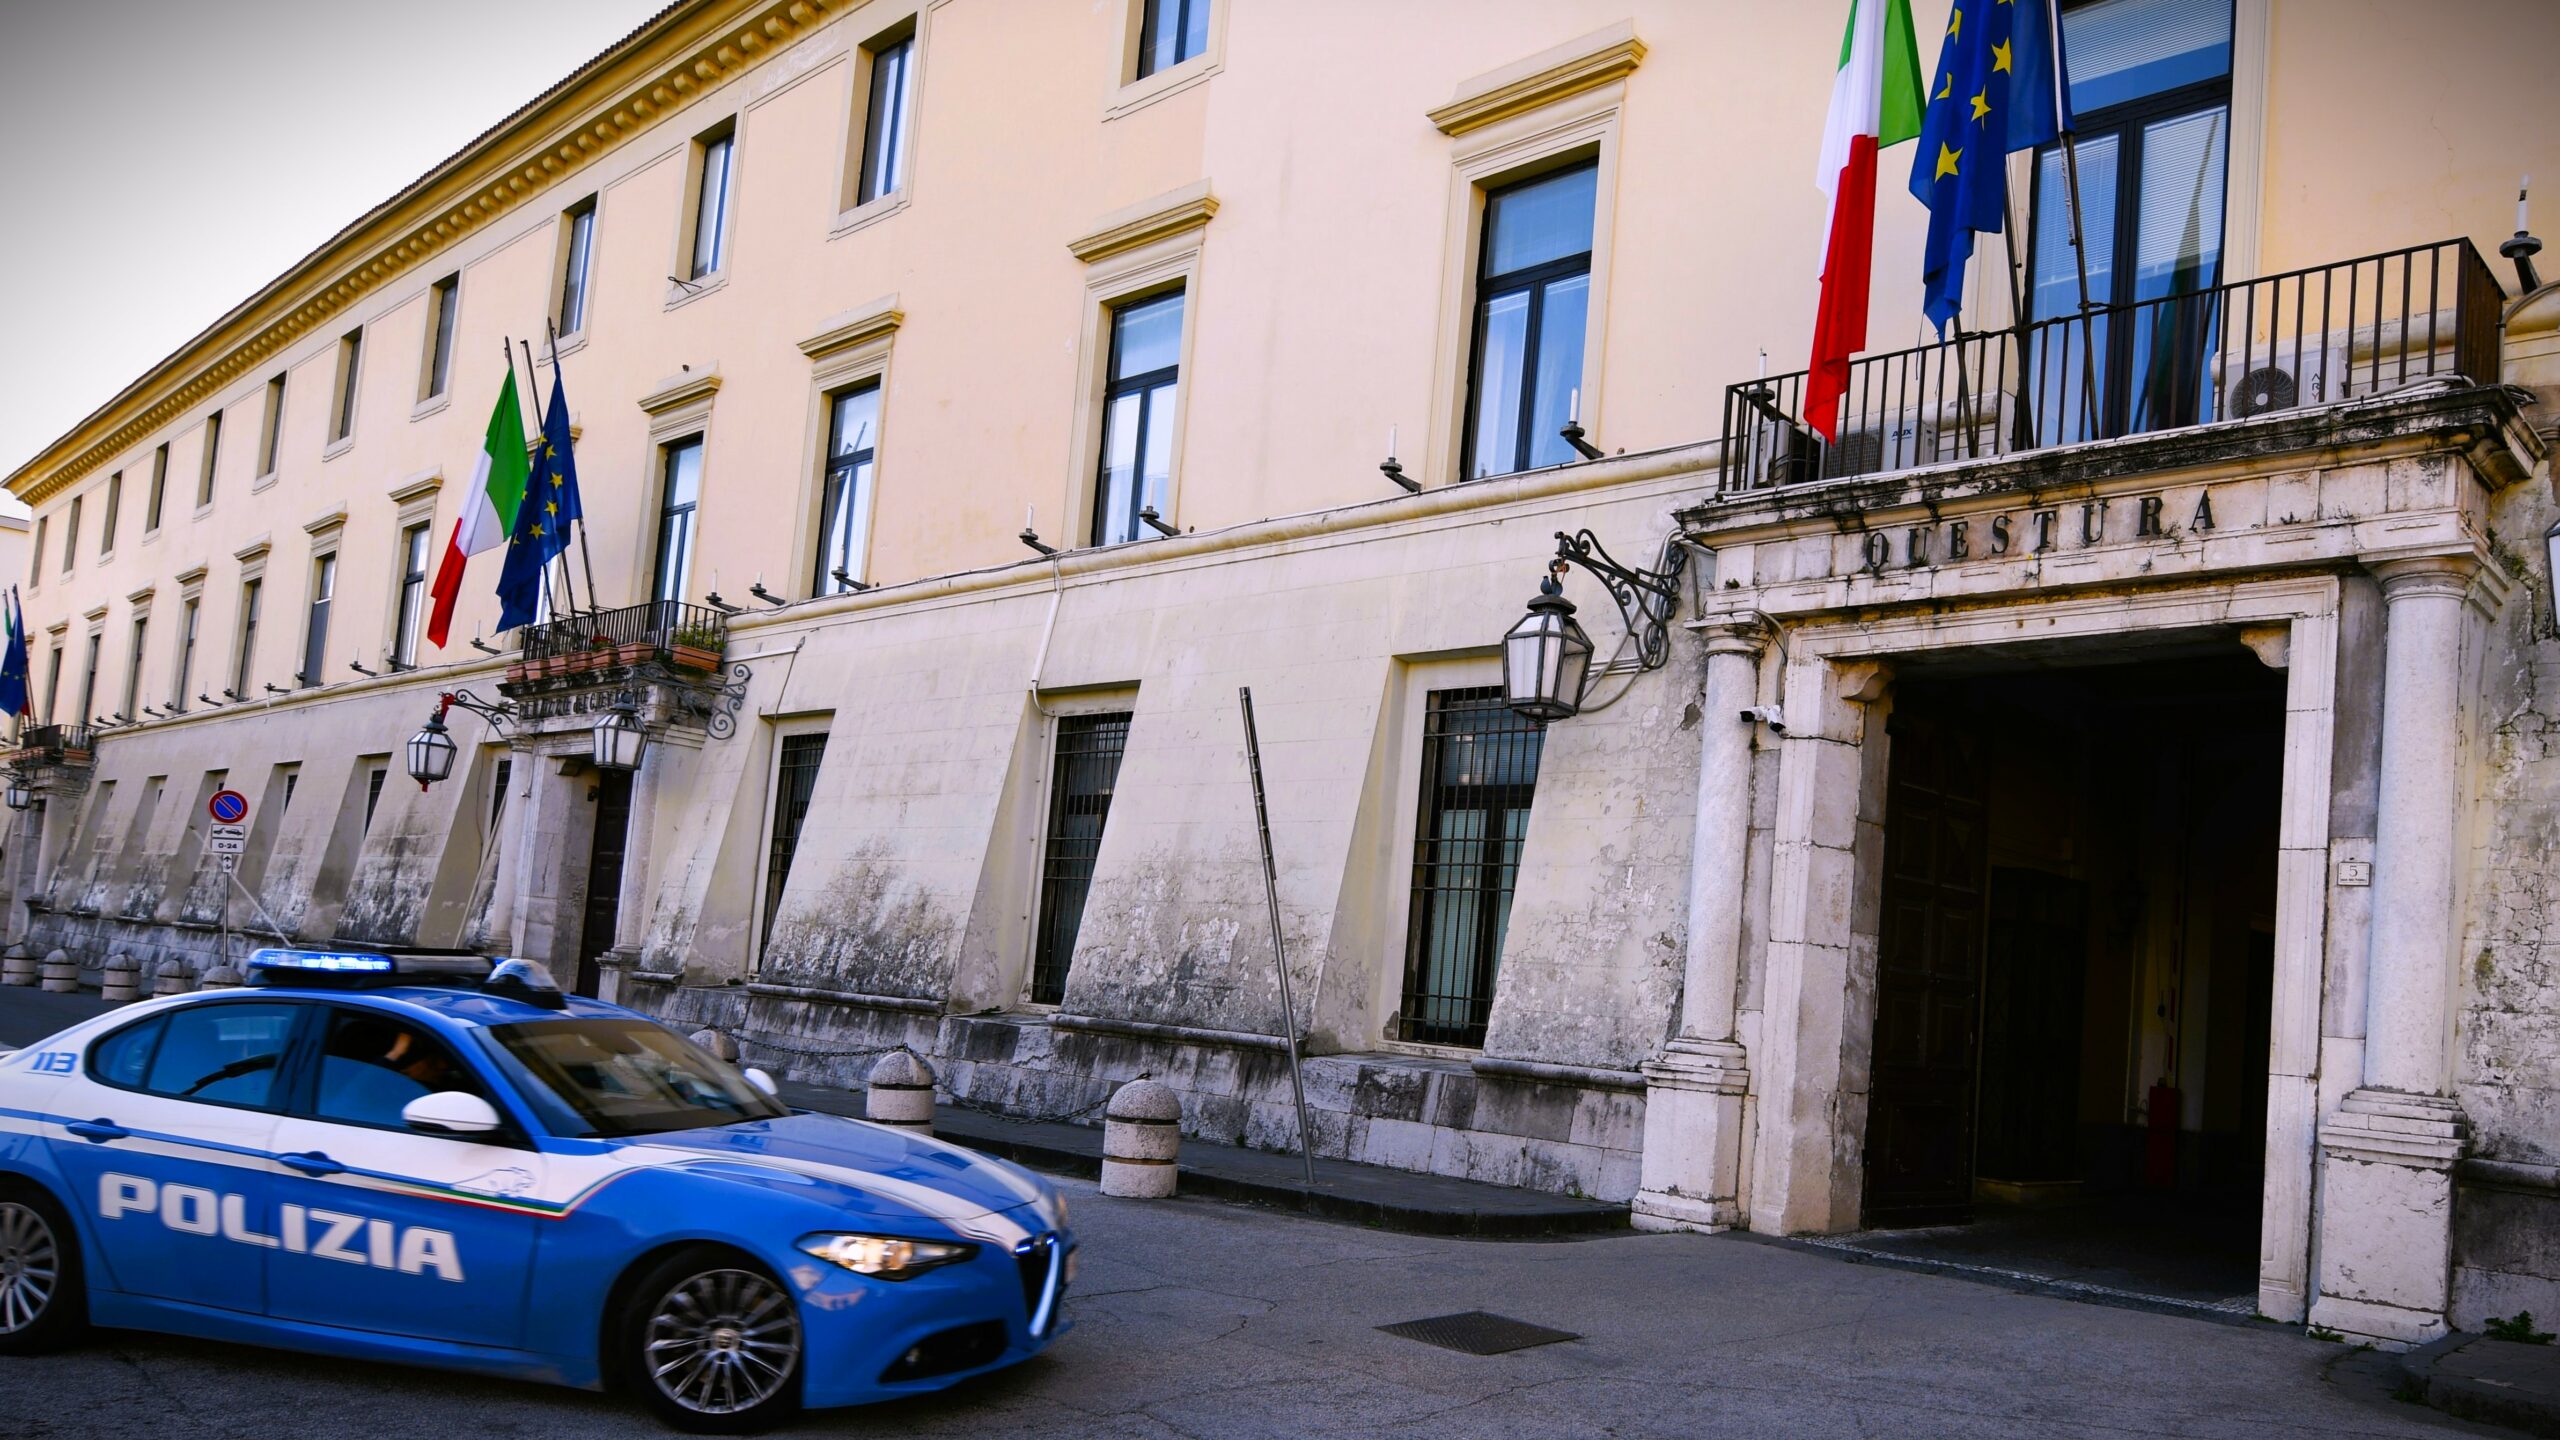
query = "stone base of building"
xmin=1629 ymin=1038 xmax=1750 ymax=1232
xmin=2308 ymin=1089 xmax=2468 ymax=1348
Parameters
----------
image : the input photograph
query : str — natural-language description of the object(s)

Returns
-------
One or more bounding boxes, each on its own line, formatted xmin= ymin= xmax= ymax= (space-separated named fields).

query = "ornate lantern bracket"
xmin=1546 ymin=528 xmax=1687 ymax=674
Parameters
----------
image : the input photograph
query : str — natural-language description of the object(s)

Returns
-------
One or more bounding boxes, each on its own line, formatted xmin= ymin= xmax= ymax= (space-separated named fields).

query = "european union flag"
xmin=495 ymin=370 xmax=587 ymax=632
xmin=0 ymin=588 xmax=27 ymax=720
xmin=1909 ymin=0 xmax=2070 ymax=335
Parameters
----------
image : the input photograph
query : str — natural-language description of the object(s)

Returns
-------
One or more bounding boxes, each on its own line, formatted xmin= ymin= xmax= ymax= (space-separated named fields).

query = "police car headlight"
xmin=795 ymin=1233 xmax=978 ymax=1281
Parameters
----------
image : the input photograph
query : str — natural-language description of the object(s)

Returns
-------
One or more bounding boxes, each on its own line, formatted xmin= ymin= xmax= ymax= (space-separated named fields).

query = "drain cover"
xmin=1377 ymin=1310 xmax=1579 ymax=1356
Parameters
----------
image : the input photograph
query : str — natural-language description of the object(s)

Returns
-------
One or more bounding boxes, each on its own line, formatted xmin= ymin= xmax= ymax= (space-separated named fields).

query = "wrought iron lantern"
xmin=3 ymin=777 xmax=31 ymax=812
xmin=406 ymin=707 xmax=459 ymax=790
xmin=591 ymin=702 xmax=648 ymax=772
xmin=1503 ymin=576 xmax=1595 ymax=721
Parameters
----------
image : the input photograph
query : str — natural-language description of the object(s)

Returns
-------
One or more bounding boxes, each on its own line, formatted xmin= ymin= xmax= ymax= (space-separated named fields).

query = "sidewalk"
xmin=2404 ymin=1331 xmax=2560 ymax=1437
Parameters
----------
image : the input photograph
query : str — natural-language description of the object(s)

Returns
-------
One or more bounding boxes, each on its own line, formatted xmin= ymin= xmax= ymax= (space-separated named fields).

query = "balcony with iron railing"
xmin=5 ymin=724 xmax=98 ymax=772
xmin=1716 ymin=238 xmax=2508 ymax=495
xmin=505 ymin=600 xmax=729 ymax=680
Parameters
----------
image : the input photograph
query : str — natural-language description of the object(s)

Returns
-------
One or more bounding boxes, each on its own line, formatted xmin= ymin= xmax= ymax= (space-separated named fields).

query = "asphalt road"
xmin=0 ymin=989 xmax=2499 ymax=1439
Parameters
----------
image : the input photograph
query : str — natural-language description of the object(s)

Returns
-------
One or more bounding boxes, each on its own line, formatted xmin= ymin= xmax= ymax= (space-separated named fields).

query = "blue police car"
xmin=0 ymin=949 xmax=1075 ymax=1432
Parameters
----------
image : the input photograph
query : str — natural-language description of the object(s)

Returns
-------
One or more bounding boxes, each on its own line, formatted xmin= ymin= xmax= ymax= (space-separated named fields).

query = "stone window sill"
xmin=829 ymin=188 xmax=910 ymax=242
xmin=321 ymin=436 xmax=355 ymax=463
xmin=1107 ymin=52 xmax=1218 ymax=122
xmin=410 ymin=393 xmax=452 ymax=423
xmin=664 ymin=271 xmax=728 ymax=313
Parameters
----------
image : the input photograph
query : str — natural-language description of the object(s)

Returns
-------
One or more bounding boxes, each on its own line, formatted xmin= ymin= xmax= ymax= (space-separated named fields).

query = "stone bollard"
xmin=0 ymin=946 xmax=33 ymax=987
xmin=1101 ymin=1079 xmax=1182 ymax=1199
xmin=152 ymin=958 xmax=196 ymax=998
xmin=689 ymin=1027 xmax=740 ymax=1062
xmin=198 ymin=961 xmax=245 ymax=991
xmin=39 ymin=949 xmax=79 ymax=994
xmin=100 ymin=954 xmax=142 ymax=1004
xmin=865 ymin=1050 xmax=937 ymax=1135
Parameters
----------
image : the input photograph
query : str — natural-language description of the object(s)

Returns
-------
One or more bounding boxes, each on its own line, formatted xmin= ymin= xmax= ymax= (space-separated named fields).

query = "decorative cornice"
xmin=233 ymin=536 xmax=273 ymax=564
xmin=1067 ymin=180 xmax=1218 ymax=263
xmin=7 ymin=0 xmax=847 ymax=508
xmin=173 ymin=565 xmax=209 ymax=588
xmin=387 ymin=468 xmax=444 ymax=506
xmin=638 ymin=368 xmax=724 ymax=416
xmin=1427 ymin=21 xmax=1646 ymax=137
xmin=796 ymin=295 xmax=904 ymax=360
xmin=302 ymin=506 xmax=349 ymax=537
xmin=124 ymin=585 xmax=156 ymax=608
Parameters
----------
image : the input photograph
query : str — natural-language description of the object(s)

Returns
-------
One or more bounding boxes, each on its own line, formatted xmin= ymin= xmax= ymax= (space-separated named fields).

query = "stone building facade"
xmin=4 ymin=0 xmax=2557 ymax=1347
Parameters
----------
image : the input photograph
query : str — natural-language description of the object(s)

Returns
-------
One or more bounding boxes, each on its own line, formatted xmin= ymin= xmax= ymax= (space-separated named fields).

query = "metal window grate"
xmin=761 ymin=734 xmax=829 ymax=958
xmin=1398 ymin=687 xmax=1544 ymax=1047
xmin=1030 ymin=711 xmax=1131 ymax=1006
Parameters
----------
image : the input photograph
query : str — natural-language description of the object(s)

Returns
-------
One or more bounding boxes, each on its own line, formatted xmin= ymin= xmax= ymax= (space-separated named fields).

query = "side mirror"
xmin=403 ymin=1090 xmax=503 ymax=1135
xmin=743 ymin=1066 xmax=779 ymax=1097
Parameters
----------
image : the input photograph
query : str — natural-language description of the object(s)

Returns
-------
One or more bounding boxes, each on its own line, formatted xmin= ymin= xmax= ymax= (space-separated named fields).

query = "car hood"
xmin=621 ymin=1111 xmax=1056 ymax=1241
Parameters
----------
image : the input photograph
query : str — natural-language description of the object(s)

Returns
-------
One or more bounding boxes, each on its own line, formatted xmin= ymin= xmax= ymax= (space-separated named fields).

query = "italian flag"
xmin=1806 ymin=0 xmax=1924 ymax=441
xmin=426 ymin=363 xmax=532 ymax=648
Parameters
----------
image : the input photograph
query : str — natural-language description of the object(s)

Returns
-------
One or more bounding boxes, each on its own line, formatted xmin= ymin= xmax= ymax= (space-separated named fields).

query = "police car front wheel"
xmin=621 ymin=1246 xmax=804 ymax=1433
xmin=0 ymin=1185 xmax=85 ymax=1355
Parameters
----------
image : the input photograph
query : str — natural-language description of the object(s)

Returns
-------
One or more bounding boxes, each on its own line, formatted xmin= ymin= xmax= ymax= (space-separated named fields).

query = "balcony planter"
xmin=504 ymin=662 xmax=532 ymax=684
xmin=617 ymin=641 xmax=656 ymax=666
xmin=668 ymin=644 xmax=719 ymax=673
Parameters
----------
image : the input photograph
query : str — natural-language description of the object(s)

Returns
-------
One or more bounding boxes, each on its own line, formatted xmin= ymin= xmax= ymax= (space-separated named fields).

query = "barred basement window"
xmin=363 ymin=765 xmax=387 ymax=833
xmin=1397 ymin=686 xmax=1544 ymax=1047
xmin=760 ymin=733 xmax=829 ymax=959
xmin=1030 ymin=711 xmax=1131 ymax=1006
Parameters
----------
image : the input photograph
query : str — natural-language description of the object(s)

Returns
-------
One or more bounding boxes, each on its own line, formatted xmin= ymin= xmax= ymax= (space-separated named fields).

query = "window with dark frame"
xmin=101 ymin=473 xmax=121 ymax=556
xmin=558 ymin=200 xmax=597 ymax=335
xmin=29 ymin=517 xmax=44 ymax=585
xmin=423 ymin=274 xmax=460 ymax=401
xmin=1029 ymin=710 xmax=1131 ymax=1006
xmin=760 ymin=733 xmax=829 ymax=960
xmin=198 ymin=411 xmax=221 ymax=507
xmin=1397 ymin=686 xmax=1544 ymax=1047
xmin=258 ymin=374 xmax=286 ymax=476
xmin=77 ymin=629 xmax=101 ymax=725
xmin=62 ymin=496 xmax=80 ymax=572
xmin=2026 ymin=0 xmax=2234 ymax=441
xmin=42 ymin=645 xmax=60 ymax=724
xmin=1135 ymin=0 xmax=1209 ymax=79
xmin=147 ymin=445 xmax=169 ymax=532
xmin=233 ymin=577 xmax=261 ymax=696
xmin=856 ymin=33 xmax=914 ymax=206
xmin=120 ymin=614 xmax=146 ymax=718
xmin=813 ymin=383 xmax=880 ymax=594
xmin=1091 ymin=289 xmax=1182 ymax=547
xmin=1462 ymin=161 xmax=1598 ymax=481
xmin=391 ymin=522 xmax=431 ymax=668
xmin=490 ymin=757 xmax=512 ymax=834
xmin=653 ymin=438 xmax=704 ymax=604
xmin=173 ymin=596 xmax=198 ymax=709
xmin=331 ymin=330 xmax=363 ymax=442
xmin=299 ymin=553 xmax=335 ymax=686
xmin=691 ymin=127 xmax=735 ymax=280
xmin=364 ymin=765 xmax=387 ymax=833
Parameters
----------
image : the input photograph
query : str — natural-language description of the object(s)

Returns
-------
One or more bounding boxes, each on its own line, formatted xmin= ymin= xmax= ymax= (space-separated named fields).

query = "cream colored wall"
xmin=12 ymin=0 xmax=2553 ymax=757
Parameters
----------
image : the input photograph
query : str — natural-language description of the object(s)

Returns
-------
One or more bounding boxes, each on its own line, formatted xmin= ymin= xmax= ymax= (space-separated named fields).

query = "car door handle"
xmin=279 ymin=1151 xmax=344 ymax=1176
xmin=64 ymin=1119 xmax=128 ymax=1144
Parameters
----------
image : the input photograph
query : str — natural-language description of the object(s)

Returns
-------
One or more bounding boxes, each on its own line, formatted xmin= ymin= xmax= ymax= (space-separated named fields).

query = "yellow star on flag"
xmin=1993 ymin=38 xmax=2013 ymax=73
xmin=1971 ymin=89 xmax=1992 ymax=123
xmin=1936 ymin=70 xmax=1952 ymax=100
xmin=1935 ymin=142 xmax=1962 ymax=181
xmin=1947 ymin=6 xmax=1961 ymax=39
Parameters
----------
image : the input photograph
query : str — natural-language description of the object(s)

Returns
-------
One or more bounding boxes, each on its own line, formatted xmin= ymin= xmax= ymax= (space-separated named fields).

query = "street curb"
xmin=2401 ymin=1333 xmax=2560 ymax=1438
xmin=1727 ymin=1230 xmax=2274 ymax=1330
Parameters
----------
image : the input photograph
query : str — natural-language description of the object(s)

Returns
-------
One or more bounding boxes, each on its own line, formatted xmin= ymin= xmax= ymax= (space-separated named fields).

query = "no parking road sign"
xmin=208 ymin=789 xmax=250 ymax=825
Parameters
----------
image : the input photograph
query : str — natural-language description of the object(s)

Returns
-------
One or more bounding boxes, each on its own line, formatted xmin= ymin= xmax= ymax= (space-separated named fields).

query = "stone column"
xmin=505 ymin=754 xmax=581 ymax=966
xmin=2309 ymin=554 xmax=2478 ymax=1347
xmin=600 ymin=750 xmax=663 ymax=1003
xmin=1634 ymin=621 xmax=1766 ymax=1233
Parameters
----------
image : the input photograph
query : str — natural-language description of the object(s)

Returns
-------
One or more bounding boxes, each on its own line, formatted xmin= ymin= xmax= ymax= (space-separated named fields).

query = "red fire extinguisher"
xmin=2146 ymin=1082 xmax=2182 ymax=1189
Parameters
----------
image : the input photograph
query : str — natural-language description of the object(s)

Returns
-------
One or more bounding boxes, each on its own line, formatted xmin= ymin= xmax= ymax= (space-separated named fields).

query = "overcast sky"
xmin=0 ymin=0 xmax=668 ymax=491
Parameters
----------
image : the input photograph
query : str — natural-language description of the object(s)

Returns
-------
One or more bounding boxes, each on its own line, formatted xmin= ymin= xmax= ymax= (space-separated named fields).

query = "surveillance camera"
xmin=1739 ymin=703 xmax=1787 ymax=734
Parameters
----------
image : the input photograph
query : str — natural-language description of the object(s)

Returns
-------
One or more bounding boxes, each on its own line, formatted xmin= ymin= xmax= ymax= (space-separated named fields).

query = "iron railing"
xmin=514 ymin=601 xmax=728 ymax=664
xmin=1719 ymin=238 xmax=2507 ymax=493
xmin=10 ymin=724 xmax=97 ymax=760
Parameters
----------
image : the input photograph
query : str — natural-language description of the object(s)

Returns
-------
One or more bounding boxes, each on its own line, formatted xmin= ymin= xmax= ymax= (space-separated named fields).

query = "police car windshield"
xmin=484 ymin=1018 xmax=785 ymax=1137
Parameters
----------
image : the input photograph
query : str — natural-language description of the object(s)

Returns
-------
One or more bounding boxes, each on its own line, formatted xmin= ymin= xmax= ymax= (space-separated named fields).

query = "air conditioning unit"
xmin=2212 ymin=337 xmax=2353 ymax=420
xmin=1829 ymin=410 xmax=1943 ymax=479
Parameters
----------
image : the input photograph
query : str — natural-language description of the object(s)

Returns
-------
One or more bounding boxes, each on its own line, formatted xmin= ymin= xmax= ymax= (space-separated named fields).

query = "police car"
xmin=0 ymin=948 xmax=1075 ymax=1432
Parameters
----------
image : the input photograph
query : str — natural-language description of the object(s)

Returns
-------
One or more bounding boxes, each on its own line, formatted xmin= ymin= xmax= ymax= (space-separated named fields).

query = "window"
xmin=100 ymin=473 xmax=121 ymax=556
xmin=42 ymin=644 xmax=61 ymax=724
xmin=312 ymin=1010 xmax=493 ymax=1132
xmin=1030 ymin=711 xmax=1131 ymax=1005
xmin=1135 ymin=0 xmax=1209 ymax=79
xmin=147 ymin=445 xmax=169 ymax=532
xmin=126 ymin=1003 xmax=300 ymax=1107
xmin=1091 ymin=289 xmax=1183 ymax=546
xmin=490 ymin=757 xmax=512 ymax=834
xmin=232 ymin=578 xmax=262 ymax=697
xmin=653 ymin=438 xmax=704 ymax=603
xmin=689 ymin=126 xmax=735 ymax=280
xmin=198 ymin=412 xmax=221 ymax=507
xmin=1463 ymin=162 xmax=1597 ymax=480
xmin=61 ymin=496 xmax=80 ymax=572
xmin=421 ymin=274 xmax=460 ymax=401
xmin=391 ymin=522 xmax=431 ymax=668
xmin=1398 ymin=687 xmax=1544 ymax=1047
xmin=299 ymin=553 xmax=335 ymax=686
xmin=29 ymin=517 xmax=43 ymax=585
xmin=77 ymin=629 xmax=101 ymax=724
xmin=258 ymin=375 xmax=286 ymax=476
xmin=856 ymin=32 xmax=915 ymax=206
xmin=558 ymin=199 xmax=597 ymax=335
xmin=120 ymin=613 xmax=146 ymax=718
xmin=814 ymin=383 xmax=880 ymax=593
xmin=2028 ymin=0 xmax=2234 ymax=439
xmin=280 ymin=766 xmax=299 ymax=817
xmin=363 ymin=765 xmax=387 ymax=833
xmin=759 ymin=733 xmax=828 ymax=960
xmin=330 ymin=330 xmax=363 ymax=443
xmin=172 ymin=596 xmax=199 ymax=708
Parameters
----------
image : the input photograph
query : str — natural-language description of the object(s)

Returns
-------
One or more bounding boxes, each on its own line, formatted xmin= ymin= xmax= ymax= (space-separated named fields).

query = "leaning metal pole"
xmin=1237 ymin=687 xmax=1317 ymax=1186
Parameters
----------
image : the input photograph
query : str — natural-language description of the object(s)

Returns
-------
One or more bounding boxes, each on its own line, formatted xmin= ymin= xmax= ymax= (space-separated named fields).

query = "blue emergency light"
xmin=241 ymin=948 xmax=566 ymax=1005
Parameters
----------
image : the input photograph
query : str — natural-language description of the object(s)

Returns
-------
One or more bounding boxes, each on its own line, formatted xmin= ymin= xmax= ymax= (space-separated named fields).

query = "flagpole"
xmin=2048 ymin=0 xmax=2104 ymax=440
xmin=547 ymin=321 xmax=605 ymax=617
xmin=2001 ymin=212 xmax=2038 ymax=449
xmin=520 ymin=338 xmax=583 ymax=621
xmin=505 ymin=339 xmax=556 ymax=631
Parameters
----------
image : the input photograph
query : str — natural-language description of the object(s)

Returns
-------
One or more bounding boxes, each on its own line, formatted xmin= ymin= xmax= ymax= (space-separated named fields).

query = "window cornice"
xmin=1067 ymin=180 xmax=1219 ymax=264
xmin=1427 ymin=21 xmax=1646 ymax=137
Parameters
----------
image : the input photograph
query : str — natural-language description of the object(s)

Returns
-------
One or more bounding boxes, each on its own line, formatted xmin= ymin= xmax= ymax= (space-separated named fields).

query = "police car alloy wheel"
xmin=0 ymin=1188 xmax=82 ymax=1353
xmin=627 ymin=1248 xmax=803 ymax=1431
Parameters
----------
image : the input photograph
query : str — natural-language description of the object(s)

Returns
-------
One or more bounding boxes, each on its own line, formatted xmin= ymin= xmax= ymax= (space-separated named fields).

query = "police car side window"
xmin=88 ymin=1016 xmax=167 ymax=1089
xmin=311 ymin=1010 xmax=492 ymax=1133
xmin=140 ymin=1003 xmax=299 ymax=1108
